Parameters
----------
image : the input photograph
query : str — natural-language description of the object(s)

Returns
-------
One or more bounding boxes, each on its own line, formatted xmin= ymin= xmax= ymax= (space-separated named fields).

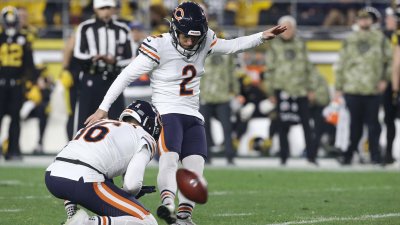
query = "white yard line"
xmin=0 ymin=195 xmax=51 ymax=200
xmin=266 ymin=213 xmax=400 ymax=225
xmin=215 ymin=213 xmax=254 ymax=217
xmin=209 ymin=190 xmax=260 ymax=196
xmin=0 ymin=180 xmax=22 ymax=186
xmin=0 ymin=209 xmax=22 ymax=213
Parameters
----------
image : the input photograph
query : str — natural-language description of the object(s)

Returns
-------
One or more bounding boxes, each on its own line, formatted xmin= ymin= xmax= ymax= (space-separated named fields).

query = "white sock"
xmin=87 ymin=214 xmax=157 ymax=225
xmin=64 ymin=200 xmax=77 ymax=219
xmin=177 ymin=155 xmax=205 ymax=218
xmin=157 ymin=152 xmax=179 ymax=207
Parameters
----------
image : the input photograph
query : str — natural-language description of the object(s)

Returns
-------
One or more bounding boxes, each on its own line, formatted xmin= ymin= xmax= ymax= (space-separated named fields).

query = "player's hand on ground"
xmin=135 ymin=185 xmax=156 ymax=199
xmin=262 ymin=25 xmax=287 ymax=40
xmin=84 ymin=109 xmax=108 ymax=126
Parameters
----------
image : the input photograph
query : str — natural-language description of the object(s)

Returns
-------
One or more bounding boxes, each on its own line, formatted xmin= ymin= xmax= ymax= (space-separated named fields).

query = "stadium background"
xmin=0 ymin=0 xmax=399 ymax=159
xmin=1 ymin=1 xmax=400 ymax=225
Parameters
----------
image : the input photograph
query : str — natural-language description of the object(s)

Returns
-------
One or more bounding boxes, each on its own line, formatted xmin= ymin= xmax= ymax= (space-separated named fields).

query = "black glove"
xmin=135 ymin=185 xmax=156 ymax=199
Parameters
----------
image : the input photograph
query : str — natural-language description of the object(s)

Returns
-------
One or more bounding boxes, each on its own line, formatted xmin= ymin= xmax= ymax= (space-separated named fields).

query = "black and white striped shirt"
xmin=74 ymin=18 xmax=132 ymax=77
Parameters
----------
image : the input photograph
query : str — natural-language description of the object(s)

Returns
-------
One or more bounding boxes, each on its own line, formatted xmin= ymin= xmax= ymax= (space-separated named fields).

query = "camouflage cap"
xmin=357 ymin=9 xmax=372 ymax=19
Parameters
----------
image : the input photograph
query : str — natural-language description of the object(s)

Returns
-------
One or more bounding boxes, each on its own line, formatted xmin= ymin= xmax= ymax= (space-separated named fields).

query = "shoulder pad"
xmin=139 ymin=35 xmax=161 ymax=64
xmin=140 ymin=134 xmax=157 ymax=159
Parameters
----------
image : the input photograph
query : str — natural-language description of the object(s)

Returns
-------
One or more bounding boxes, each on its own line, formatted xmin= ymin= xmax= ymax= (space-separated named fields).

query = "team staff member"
xmin=73 ymin=0 xmax=132 ymax=131
xmin=0 ymin=6 xmax=35 ymax=160
xmin=384 ymin=7 xmax=399 ymax=164
xmin=264 ymin=15 xmax=315 ymax=165
xmin=200 ymin=52 xmax=239 ymax=165
xmin=336 ymin=9 xmax=391 ymax=165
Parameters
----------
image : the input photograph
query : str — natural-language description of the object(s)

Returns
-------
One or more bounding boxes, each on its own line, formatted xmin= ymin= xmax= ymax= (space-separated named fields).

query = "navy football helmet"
xmin=170 ymin=1 xmax=208 ymax=58
xmin=119 ymin=100 xmax=162 ymax=141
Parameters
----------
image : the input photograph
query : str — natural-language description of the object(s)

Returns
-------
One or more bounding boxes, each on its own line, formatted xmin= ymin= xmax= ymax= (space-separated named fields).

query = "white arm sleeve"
xmin=122 ymin=146 xmax=152 ymax=195
xmin=99 ymin=54 xmax=157 ymax=111
xmin=212 ymin=32 xmax=264 ymax=55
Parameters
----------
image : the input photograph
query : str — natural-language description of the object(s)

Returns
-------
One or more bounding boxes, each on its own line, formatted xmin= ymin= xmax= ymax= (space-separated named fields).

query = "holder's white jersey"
xmin=99 ymin=29 xmax=264 ymax=120
xmin=51 ymin=119 xmax=157 ymax=179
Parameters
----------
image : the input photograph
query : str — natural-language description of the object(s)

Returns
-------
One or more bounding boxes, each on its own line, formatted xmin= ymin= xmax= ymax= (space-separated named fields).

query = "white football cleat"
xmin=65 ymin=209 xmax=89 ymax=225
xmin=173 ymin=216 xmax=196 ymax=225
xmin=157 ymin=204 xmax=176 ymax=224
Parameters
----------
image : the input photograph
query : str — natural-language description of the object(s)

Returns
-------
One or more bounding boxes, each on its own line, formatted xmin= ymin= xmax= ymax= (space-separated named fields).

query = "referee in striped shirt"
xmin=73 ymin=0 xmax=132 ymax=131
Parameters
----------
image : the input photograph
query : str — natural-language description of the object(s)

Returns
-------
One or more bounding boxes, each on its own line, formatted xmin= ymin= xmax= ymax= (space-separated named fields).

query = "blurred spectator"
xmin=149 ymin=4 xmax=169 ymax=35
xmin=69 ymin=0 xmax=94 ymax=24
xmin=323 ymin=0 xmax=363 ymax=27
xmin=382 ymin=7 xmax=398 ymax=165
xmin=129 ymin=21 xmax=146 ymax=57
xmin=232 ymin=49 xmax=269 ymax=153
xmin=335 ymin=9 xmax=391 ymax=165
xmin=264 ymin=16 xmax=315 ymax=165
xmin=20 ymin=65 xmax=55 ymax=155
xmin=44 ymin=1 xmax=63 ymax=26
xmin=18 ymin=7 xmax=38 ymax=42
xmin=365 ymin=6 xmax=382 ymax=30
xmin=200 ymin=30 xmax=239 ymax=164
xmin=61 ymin=34 xmax=81 ymax=140
xmin=235 ymin=0 xmax=272 ymax=27
xmin=81 ymin=0 xmax=95 ymax=22
xmin=223 ymin=0 xmax=238 ymax=25
xmin=297 ymin=3 xmax=326 ymax=26
xmin=0 ymin=6 xmax=36 ymax=160
xmin=258 ymin=1 xmax=290 ymax=25
xmin=128 ymin=21 xmax=150 ymax=86
xmin=117 ymin=0 xmax=136 ymax=23
xmin=308 ymin=67 xmax=331 ymax=162
xmin=0 ymin=1 xmax=46 ymax=28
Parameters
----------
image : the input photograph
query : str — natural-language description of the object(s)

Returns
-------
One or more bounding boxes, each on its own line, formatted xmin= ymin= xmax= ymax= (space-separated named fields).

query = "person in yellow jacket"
xmin=21 ymin=65 xmax=54 ymax=154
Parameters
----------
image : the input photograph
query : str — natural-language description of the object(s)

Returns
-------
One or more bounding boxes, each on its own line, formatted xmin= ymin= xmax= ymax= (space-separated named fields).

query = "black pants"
xmin=76 ymin=74 xmax=125 ymax=132
xmin=344 ymin=94 xmax=381 ymax=163
xmin=67 ymin=85 xmax=78 ymax=140
xmin=309 ymin=105 xmax=327 ymax=161
xmin=27 ymin=101 xmax=49 ymax=146
xmin=382 ymin=83 xmax=397 ymax=160
xmin=0 ymin=79 xmax=23 ymax=157
xmin=200 ymin=102 xmax=235 ymax=162
xmin=277 ymin=97 xmax=312 ymax=164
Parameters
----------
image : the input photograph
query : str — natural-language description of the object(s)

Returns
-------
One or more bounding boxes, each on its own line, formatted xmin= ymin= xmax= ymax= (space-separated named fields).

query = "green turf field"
xmin=0 ymin=167 xmax=399 ymax=225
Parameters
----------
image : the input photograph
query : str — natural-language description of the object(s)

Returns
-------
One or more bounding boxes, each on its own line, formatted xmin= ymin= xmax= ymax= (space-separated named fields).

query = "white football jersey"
xmin=99 ymin=29 xmax=264 ymax=120
xmin=51 ymin=119 xmax=157 ymax=179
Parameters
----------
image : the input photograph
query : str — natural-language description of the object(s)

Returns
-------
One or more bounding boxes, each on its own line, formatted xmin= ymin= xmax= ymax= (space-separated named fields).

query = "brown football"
xmin=176 ymin=168 xmax=208 ymax=204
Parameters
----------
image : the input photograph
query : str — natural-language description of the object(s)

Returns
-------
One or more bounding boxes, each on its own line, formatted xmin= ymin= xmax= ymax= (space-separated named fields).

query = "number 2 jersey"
xmin=47 ymin=119 xmax=157 ymax=181
xmin=99 ymin=29 xmax=265 ymax=120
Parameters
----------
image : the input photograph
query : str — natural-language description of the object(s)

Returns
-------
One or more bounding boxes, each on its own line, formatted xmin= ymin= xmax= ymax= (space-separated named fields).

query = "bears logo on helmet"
xmin=169 ymin=2 xmax=208 ymax=58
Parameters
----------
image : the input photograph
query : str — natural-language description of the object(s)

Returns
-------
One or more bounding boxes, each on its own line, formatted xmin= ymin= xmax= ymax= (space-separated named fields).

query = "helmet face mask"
xmin=169 ymin=2 xmax=208 ymax=58
xmin=119 ymin=100 xmax=162 ymax=141
xmin=1 ymin=6 xmax=19 ymax=36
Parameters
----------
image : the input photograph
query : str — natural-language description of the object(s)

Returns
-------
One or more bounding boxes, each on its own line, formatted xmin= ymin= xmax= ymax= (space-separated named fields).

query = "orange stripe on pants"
xmin=93 ymin=183 xmax=148 ymax=219
xmin=159 ymin=129 xmax=170 ymax=155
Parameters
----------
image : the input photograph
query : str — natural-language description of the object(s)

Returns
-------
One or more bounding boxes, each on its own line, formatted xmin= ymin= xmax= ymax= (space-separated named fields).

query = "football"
xmin=176 ymin=168 xmax=208 ymax=204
